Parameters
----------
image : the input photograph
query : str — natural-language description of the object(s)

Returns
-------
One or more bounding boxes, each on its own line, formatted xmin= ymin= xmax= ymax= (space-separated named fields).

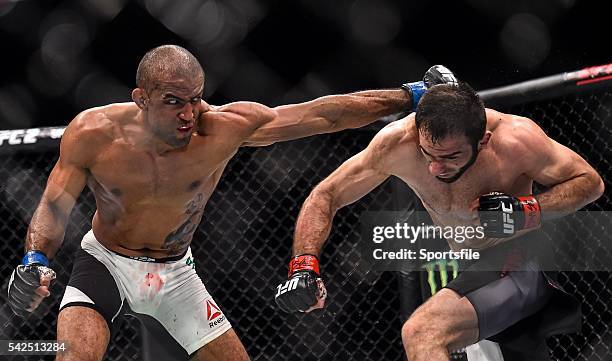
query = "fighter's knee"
xmin=401 ymin=313 xmax=446 ymax=349
xmin=401 ymin=318 xmax=417 ymax=346
xmin=56 ymin=306 xmax=109 ymax=361
xmin=401 ymin=316 xmax=426 ymax=345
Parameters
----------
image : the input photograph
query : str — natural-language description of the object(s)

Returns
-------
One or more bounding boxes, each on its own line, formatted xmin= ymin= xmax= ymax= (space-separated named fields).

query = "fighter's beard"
xmin=436 ymin=144 xmax=479 ymax=184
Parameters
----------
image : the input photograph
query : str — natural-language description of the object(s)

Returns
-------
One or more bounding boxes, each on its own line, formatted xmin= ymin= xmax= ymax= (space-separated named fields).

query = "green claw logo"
xmin=422 ymin=259 xmax=459 ymax=295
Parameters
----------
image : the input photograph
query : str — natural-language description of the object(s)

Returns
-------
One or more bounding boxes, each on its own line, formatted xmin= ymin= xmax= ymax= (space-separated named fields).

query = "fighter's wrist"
xmin=517 ymin=195 xmax=541 ymax=230
xmin=288 ymin=254 xmax=320 ymax=277
xmin=21 ymin=250 xmax=49 ymax=267
xmin=400 ymin=81 xmax=426 ymax=111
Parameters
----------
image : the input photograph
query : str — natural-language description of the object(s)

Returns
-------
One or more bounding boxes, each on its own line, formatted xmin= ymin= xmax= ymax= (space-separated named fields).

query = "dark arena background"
xmin=0 ymin=1 xmax=611 ymax=360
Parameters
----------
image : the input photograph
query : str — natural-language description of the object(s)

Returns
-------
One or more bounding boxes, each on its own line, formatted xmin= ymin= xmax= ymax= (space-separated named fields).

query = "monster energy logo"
xmin=422 ymin=259 xmax=459 ymax=295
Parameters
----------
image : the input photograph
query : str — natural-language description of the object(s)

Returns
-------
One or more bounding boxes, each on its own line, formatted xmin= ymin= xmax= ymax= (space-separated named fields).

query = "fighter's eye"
xmin=167 ymin=99 xmax=179 ymax=105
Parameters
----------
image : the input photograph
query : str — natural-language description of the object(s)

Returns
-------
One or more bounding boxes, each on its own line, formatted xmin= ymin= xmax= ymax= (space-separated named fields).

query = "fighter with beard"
xmin=275 ymin=82 xmax=604 ymax=360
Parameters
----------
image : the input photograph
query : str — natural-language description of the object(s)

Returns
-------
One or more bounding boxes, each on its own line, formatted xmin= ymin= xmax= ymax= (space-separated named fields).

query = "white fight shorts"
xmin=59 ymin=230 xmax=231 ymax=356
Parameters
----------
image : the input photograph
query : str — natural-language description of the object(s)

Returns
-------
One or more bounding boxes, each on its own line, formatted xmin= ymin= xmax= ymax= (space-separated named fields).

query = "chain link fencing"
xmin=508 ymin=89 xmax=612 ymax=361
xmin=0 ymin=88 xmax=610 ymax=361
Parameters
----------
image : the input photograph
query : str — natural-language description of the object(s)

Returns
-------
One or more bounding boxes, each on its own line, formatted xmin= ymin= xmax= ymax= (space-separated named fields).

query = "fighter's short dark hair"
xmin=136 ymin=45 xmax=204 ymax=91
xmin=415 ymin=82 xmax=486 ymax=146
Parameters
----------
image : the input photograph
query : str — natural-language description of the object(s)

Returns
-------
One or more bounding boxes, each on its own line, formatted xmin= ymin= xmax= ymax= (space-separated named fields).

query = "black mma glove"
xmin=402 ymin=65 xmax=458 ymax=110
xmin=275 ymin=254 xmax=327 ymax=313
xmin=478 ymin=192 xmax=541 ymax=238
xmin=7 ymin=250 xmax=56 ymax=317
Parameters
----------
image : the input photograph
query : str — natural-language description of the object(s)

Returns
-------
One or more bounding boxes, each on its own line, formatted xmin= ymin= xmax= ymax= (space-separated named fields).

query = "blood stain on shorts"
xmin=142 ymin=272 xmax=165 ymax=293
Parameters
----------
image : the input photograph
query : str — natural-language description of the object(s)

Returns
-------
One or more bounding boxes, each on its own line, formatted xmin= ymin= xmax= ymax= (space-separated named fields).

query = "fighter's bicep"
xmin=43 ymin=120 xmax=91 ymax=206
xmin=44 ymin=157 xmax=87 ymax=208
xmin=321 ymin=149 xmax=389 ymax=209
xmin=244 ymin=101 xmax=337 ymax=146
xmin=527 ymin=138 xmax=589 ymax=187
xmin=208 ymin=102 xmax=280 ymax=146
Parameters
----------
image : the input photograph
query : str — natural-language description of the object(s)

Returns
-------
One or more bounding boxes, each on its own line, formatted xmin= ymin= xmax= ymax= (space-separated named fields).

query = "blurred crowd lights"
xmin=0 ymin=0 xmax=579 ymax=130
xmin=0 ymin=0 xmax=271 ymax=130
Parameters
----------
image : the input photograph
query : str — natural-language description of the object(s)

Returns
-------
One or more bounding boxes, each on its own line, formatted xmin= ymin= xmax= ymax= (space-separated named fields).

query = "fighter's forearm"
xmin=536 ymin=171 xmax=605 ymax=220
xmin=293 ymin=188 xmax=338 ymax=257
xmin=310 ymin=89 xmax=411 ymax=131
xmin=25 ymin=199 xmax=70 ymax=259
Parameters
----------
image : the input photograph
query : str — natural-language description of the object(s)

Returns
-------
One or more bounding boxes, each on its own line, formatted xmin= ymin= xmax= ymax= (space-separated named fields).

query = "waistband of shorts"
xmin=108 ymin=248 xmax=189 ymax=263
xmin=84 ymin=229 xmax=189 ymax=263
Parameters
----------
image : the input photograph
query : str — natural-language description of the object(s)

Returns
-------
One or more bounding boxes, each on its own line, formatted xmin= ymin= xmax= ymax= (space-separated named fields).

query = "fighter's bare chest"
xmin=89 ymin=142 xmax=233 ymax=200
xmin=399 ymin=156 xmax=522 ymax=215
xmin=412 ymin=174 xmax=499 ymax=216
xmin=415 ymin=180 xmax=497 ymax=217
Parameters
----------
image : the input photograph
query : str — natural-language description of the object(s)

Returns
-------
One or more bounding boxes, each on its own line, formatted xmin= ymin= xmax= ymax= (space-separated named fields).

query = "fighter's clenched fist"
xmin=8 ymin=250 xmax=56 ymax=317
xmin=275 ymin=255 xmax=327 ymax=313
xmin=478 ymin=192 xmax=541 ymax=237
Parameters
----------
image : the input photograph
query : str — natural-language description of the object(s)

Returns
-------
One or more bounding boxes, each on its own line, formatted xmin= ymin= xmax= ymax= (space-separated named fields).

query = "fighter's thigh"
xmin=405 ymin=288 xmax=479 ymax=350
xmin=192 ymin=329 xmax=249 ymax=361
xmin=56 ymin=306 xmax=110 ymax=361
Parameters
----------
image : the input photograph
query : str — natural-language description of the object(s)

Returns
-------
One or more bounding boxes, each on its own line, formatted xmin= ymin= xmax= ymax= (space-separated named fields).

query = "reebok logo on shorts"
xmin=206 ymin=299 xmax=221 ymax=320
xmin=206 ymin=299 xmax=226 ymax=328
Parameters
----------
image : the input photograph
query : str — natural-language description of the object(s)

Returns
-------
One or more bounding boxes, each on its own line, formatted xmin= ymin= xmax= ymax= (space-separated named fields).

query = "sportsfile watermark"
xmin=359 ymin=211 xmax=612 ymax=272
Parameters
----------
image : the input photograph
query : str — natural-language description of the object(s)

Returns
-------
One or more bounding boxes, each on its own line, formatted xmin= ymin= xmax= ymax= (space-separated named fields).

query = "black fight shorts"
xmin=445 ymin=235 xmax=581 ymax=359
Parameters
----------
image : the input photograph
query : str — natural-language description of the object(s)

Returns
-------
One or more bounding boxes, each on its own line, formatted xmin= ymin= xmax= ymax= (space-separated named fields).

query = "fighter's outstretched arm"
xmin=241 ymin=65 xmax=457 ymax=146
xmin=239 ymin=89 xmax=410 ymax=146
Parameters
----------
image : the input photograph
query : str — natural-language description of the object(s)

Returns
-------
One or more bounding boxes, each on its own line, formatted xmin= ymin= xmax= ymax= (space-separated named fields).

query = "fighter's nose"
xmin=428 ymin=161 xmax=446 ymax=177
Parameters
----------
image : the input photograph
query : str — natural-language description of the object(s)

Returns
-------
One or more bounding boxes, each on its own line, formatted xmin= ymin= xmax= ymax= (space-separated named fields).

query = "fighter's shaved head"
xmin=136 ymin=45 xmax=204 ymax=91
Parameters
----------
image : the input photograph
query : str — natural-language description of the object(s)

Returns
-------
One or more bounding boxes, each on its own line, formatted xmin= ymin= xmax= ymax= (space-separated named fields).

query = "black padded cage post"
xmin=479 ymin=63 xmax=612 ymax=107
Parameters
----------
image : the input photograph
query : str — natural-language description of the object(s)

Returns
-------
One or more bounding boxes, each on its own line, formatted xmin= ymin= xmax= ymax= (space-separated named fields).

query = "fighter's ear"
xmin=132 ymin=88 xmax=147 ymax=109
xmin=478 ymin=131 xmax=492 ymax=149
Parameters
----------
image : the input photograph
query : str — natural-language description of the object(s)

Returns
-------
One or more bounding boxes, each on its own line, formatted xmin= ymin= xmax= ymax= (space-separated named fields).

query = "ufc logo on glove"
xmin=276 ymin=278 xmax=299 ymax=297
xmin=502 ymin=202 xmax=515 ymax=234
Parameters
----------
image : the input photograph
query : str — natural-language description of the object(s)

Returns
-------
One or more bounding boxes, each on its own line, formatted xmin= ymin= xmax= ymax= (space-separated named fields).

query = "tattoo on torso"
xmin=162 ymin=193 xmax=206 ymax=254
